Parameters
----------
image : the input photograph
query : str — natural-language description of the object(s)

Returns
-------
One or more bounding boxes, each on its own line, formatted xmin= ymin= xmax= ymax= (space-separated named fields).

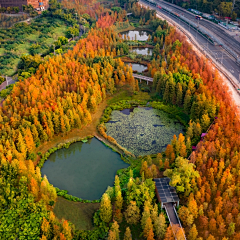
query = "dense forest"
xmin=165 ymin=0 xmax=240 ymax=19
xmin=0 ymin=0 xmax=240 ymax=239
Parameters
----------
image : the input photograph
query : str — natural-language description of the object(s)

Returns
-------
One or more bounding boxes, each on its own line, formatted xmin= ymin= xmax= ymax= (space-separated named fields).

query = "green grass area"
xmin=53 ymin=197 xmax=100 ymax=230
xmin=107 ymin=89 xmax=151 ymax=105
xmin=26 ymin=33 xmax=40 ymax=42
xmin=0 ymin=17 xmax=69 ymax=76
xmin=0 ymin=48 xmax=5 ymax=56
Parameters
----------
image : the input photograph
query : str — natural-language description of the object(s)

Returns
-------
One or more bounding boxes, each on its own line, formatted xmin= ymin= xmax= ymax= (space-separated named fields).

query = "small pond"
xmin=121 ymin=30 xmax=150 ymax=41
xmin=41 ymin=138 xmax=129 ymax=200
xmin=105 ymin=107 xmax=185 ymax=156
xmin=128 ymin=63 xmax=148 ymax=73
xmin=130 ymin=48 xmax=153 ymax=56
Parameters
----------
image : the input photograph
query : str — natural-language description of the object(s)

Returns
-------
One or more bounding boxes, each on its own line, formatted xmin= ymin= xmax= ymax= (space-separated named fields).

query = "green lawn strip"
xmin=0 ymin=48 xmax=5 ymax=56
xmin=53 ymin=197 xmax=100 ymax=230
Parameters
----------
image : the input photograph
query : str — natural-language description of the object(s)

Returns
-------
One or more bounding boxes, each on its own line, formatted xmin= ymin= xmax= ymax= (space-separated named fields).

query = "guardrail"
xmin=140 ymin=1 xmax=240 ymax=97
xmin=154 ymin=0 xmax=240 ymax=63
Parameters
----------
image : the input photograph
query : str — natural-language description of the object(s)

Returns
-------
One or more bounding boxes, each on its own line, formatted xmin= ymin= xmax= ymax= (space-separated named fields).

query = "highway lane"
xmin=156 ymin=0 xmax=240 ymax=56
xmin=140 ymin=0 xmax=240 ymax=83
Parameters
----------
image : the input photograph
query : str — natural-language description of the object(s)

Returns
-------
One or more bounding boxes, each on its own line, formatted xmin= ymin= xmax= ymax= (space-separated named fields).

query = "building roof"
xmin=154 ymin=178 xmax=179 ymax=203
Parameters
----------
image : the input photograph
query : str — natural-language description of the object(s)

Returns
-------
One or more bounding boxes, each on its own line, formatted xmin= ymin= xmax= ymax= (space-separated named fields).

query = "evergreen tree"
xmin=143 ymin=217 xmax=153 ymax=239
xmin=141 ymin=205 xmax=151 ymax=230
xmin=176 ymin=82 xmax=183 ymax=107
xmin=110 ymin=221 xmax=120 ymax=240
xmin=188 ymin=224 xmax=198 ymax=240
xmin=100 ymin=193 xmax=112 ymax=223
xmin=183 ymin=90 xmax=192 ymax=114
xmin=154 ymin=213 xmax=167 ymax=239
xmin=124 ymin=201 xmax=140 ymax=225
xmin=123 ymin=227 xmax=132 ymax=240
xmin=164 ymin=226 xmax=174 ymax=240
xmin=201 ymin=113 xmax=210 ymax=132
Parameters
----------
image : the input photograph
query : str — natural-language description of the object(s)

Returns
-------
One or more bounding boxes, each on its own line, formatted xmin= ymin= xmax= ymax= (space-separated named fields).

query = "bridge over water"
xmin=132 ymin=73 xmax=153 ymax=85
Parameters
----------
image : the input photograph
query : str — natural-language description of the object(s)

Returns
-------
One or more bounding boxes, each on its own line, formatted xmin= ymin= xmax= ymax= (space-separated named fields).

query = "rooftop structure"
xmin=154 ymin=178 xmax=179 ymax=208
xmin=0 ymin=0 xmax=48 ymax=10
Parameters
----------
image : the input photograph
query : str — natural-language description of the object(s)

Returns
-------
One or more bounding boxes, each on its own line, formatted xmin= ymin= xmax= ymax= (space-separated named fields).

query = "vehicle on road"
xmin=195 ymin=15 xmax=203 ymax=20
xmin=157 ymin=5 xmax=162 ymax=9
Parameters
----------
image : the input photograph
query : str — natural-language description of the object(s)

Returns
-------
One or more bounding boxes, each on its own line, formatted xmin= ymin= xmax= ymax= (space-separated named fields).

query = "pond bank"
xmin=34 ymin=99 xmax=109 ymax=166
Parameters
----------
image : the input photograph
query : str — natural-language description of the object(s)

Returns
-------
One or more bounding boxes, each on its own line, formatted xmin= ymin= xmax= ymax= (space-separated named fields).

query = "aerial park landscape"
xmin=0 ymin=0 xmax=240 ymax=239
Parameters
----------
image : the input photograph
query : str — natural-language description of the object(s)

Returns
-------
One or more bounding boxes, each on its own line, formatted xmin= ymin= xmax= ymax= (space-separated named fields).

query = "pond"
xmin=105 ymin=107 xmax=185 ymax=156
xmin=128 ymin=63 xmax=148 ymax=73
xmin=130 ymin=47 xmax=153 ymax=56
xmin=41 ymin=138 xmax=129 ymax=200
xmin=121 ymin=30 xmax=150 ymax=41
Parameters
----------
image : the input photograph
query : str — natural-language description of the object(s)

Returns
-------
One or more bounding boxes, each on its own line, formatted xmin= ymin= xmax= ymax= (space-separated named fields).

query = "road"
xmin=156 ymin=0 xmax=240 ymax=57
xmin=141 ymin=0 xmax=240 ymax=84
xmin=0 ymin=77 xmax=15 ymax=91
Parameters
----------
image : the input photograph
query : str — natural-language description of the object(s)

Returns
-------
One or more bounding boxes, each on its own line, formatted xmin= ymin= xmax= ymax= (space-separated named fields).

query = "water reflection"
xmin=128 ymin=63 xmax=148 ymax=73
xmin=130 ymin=48 xmax=153 ymax=55
xmin=41 ymin=138 xmax=129 ymax=200
xmin=121 ymin=30 xmax=150 ymax=41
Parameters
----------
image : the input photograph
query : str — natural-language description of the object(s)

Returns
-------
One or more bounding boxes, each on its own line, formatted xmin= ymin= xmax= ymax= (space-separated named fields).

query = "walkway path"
xmin=0 ymin=77 xmax=15 ymax=91
xmin=132 ymin=73 xmax=153 ymax=84
xmin=164 ymin=202 xmax=179 ymax=225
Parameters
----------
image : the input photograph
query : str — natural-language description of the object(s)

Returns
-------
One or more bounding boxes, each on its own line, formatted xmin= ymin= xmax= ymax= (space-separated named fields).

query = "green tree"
xmin=123 ymin=227 xmax=132 ymax=240
xmin=110 ymin=221 xmax=120 ymax=240
xmin=153 ymin=44 xmax=160 ymax=57
xmin=183 ymin=90 xmax=192 ymax=114
xmin=124 ymin=201 xmax=140 ymax=225
xmin=176 ymin=83 xmax=183 ymax=107
xmin=201 ymin=113 xmax=210 ymax=132
xmin=154 ymin=213 xmax=167 ymax=239
xmin=163 ymin=157 xmax=199 ymax=194
xmin=100 ymin=193 xmax=112 ymax=223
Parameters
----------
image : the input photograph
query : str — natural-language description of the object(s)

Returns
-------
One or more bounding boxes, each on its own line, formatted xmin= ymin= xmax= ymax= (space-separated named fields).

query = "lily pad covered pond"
xmin=105 ymin=107 xmax=185 ymax=156
xmin=41 ymin=138 xmax=129 ymax=200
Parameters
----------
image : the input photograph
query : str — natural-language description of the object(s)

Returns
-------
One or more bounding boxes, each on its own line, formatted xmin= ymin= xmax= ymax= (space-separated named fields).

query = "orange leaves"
xmin=97 ymin=13 xmax=116 ymax=29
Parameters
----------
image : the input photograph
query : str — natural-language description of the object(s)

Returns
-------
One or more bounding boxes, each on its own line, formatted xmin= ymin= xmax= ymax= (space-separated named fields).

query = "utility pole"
xmin=6 ymin=76 xmax=8 ymax=86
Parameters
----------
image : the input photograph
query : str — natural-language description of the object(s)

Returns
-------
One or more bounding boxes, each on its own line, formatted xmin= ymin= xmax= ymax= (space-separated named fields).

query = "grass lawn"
xmin=26 ymin=32 xmax=40 ymax=41
xmin=0 ymin=48 xmax=5 ymax=56
xmin=52 ymin=25 xmax=68 ymax=37
xmin=54 ymin=197 xmax=100 ymax=230
xmin=15 ymin=42 xmax=31 ymax=54
xmin=107 ymin=88 xmax=151 ymax=105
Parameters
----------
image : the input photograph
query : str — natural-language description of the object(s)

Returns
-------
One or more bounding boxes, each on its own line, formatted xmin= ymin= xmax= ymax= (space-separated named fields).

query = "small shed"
xmin=154 ymin=178 xmax=179 ymax=209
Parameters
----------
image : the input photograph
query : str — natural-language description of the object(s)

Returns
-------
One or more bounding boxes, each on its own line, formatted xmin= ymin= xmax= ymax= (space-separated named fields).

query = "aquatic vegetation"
xmin=105 ymin=107 xmax=184 ymax=156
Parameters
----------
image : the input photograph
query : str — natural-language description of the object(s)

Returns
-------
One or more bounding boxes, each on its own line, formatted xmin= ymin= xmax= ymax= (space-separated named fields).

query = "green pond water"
xmin=41 ymin=138 xmax=129 ymax=200
xmin=105 ymin=107 xmax=185 ymax=156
